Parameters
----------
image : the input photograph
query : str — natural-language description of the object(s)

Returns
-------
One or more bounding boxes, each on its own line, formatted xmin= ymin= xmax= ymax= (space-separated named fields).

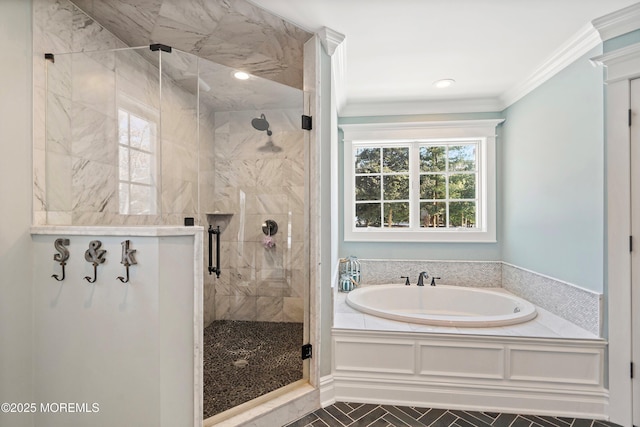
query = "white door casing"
xmin=631 ymin=78 xmax=640 ymax=424
xmin=592 ymin=43 xmax=640 ymax=427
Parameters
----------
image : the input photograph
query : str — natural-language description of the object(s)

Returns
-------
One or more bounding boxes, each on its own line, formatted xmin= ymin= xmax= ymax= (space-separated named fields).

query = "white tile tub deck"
xmin=333 ymin=286 xmax=600 ymax=340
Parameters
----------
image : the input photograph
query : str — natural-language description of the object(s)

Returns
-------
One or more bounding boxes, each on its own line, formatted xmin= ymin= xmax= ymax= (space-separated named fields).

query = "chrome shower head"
xmin=251 ymin=113 xmax=272 ymax=136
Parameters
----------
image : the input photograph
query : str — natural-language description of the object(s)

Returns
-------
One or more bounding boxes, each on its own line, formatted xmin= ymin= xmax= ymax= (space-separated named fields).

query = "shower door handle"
xmin=208 ymin=225 xmax=221 ymax=278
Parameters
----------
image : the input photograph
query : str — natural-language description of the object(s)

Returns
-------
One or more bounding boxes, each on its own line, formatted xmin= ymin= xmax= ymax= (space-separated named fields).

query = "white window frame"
xmin=341 ymin=119 xmax=503 ymax=242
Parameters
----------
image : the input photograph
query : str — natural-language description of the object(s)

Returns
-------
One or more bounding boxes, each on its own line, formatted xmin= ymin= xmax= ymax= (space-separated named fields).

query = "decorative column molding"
xmin=317 ymin=27 xmax=346 ymax=114
xmin=591 ymin=42 xmax=639 ymax=427
xmin=592 ymin=2 xmax=640 ymax=42
xmin=318 ymin=27 xmax=344 ymax=56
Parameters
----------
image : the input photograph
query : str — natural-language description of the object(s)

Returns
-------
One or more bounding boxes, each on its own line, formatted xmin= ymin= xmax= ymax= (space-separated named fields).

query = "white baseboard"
xmin=319 ymin=375 xmax=336 ymax=407
xmin=332 ymin=376 xmax=609 ymax=419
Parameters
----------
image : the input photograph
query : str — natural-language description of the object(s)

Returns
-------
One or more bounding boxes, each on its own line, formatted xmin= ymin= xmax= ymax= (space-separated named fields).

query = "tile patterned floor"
xmin=284 ymin=402 xmax=621 ymax=427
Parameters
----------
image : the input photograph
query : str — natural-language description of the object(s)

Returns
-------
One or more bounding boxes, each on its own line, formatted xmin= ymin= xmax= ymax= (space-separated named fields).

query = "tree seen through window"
xmin=354 ymin=142 xmax=478 ymax=229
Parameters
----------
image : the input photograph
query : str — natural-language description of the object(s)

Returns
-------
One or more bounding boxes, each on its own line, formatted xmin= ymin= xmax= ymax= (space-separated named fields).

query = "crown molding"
xmin=591 ymin=42 xmax=640 ymax=83
xmin=342 ymin=22 xmax=603 ymax=116
xmin=502 ymin=3 xmax=640 ymax=109
xmin=318 ymin=27 xmax=347 ymax=113
xmin=500 ymin=23 xmax=601 ymax=109
xmin=337 ymin=4 xmax=640 ymax=117
xmin=592 ymin=2 xmax=640 ymax=42
xmin=340 ymin=97 xmax=504 ymax=117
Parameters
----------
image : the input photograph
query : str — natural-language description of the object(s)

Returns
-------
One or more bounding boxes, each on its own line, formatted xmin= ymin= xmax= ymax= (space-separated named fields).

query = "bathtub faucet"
xmin=416 ymin=271 xmax=430 ymax=286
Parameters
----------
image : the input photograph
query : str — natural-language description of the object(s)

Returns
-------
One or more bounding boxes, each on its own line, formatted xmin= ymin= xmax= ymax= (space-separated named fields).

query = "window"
xmin=354 ymin=145 xmax=410 ymax=228
xmin=341 ymin=120 xmax=503 ymax=242
xmin=419 ymin=142 xmax=478 ymax=228
xmin=118 ymin=106 xmax=158 ymax=215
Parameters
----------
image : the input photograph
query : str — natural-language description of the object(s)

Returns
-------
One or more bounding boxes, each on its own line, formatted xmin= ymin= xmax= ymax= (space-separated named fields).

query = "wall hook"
xmin=83 ymin=240 xmax=106 ymax=283
xmin=85 ymin=263 xmax=99 ymax=283
xmin=117 ymin=240 xmax=137 ymax=283
xmin=117 ymin=267 xmax=131 ymax=283
xmin=51 ymin=238 xmax=70 ymax=281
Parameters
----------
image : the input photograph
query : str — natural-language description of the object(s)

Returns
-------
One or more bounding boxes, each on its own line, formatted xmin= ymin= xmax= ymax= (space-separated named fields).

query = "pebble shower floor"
xmin=203 ymin=320 xmax=303 ymax=418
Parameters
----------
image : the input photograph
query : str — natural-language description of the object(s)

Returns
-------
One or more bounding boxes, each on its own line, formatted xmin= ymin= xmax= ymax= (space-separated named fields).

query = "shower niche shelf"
xmin=206 ymin=212 xmax=233 ymax=233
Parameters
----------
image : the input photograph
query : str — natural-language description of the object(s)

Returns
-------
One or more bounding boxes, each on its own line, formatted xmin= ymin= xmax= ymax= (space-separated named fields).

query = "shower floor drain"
xmin=233 ymin=359 xmax=249 ymax=368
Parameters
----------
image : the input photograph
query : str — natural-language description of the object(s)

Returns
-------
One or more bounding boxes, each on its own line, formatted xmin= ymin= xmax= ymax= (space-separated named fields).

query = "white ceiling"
xmin=248 ymin=0 xmax=639 ymax=115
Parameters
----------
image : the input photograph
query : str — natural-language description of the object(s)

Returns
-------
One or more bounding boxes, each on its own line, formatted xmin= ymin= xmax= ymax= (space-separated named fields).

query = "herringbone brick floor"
xmin=284 ymin=402 xmax=620 ymax=427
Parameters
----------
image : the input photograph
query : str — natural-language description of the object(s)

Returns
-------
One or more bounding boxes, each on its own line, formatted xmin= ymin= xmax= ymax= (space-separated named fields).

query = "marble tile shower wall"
xmin=35 ymin=0 xmax=201 ymax=226
xmin=34 ymin=0 xmax=123 ymax=225
xmin=206 ymin=109 xmax=305 ymax=325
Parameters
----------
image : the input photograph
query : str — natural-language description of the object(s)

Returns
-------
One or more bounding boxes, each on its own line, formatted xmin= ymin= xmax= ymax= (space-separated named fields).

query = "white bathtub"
xmin=345 ymin=284 xmax=537 ymax=327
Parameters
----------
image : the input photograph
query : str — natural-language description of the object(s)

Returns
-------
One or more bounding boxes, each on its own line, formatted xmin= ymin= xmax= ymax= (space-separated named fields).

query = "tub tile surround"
xmin=501 ymin=262 xmax=602 ymax=337
xmin=360 ymin=259 xmax=502 ymax=288
xmin=354 ymin=259 xmax=602 ymax=337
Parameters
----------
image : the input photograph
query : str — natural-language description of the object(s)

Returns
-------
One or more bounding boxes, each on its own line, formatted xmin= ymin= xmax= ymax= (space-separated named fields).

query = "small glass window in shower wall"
xmin=118 ymin=108 xmax=158 ymax=215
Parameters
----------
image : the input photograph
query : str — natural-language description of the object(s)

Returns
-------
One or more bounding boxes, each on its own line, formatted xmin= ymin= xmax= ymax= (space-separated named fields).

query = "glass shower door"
xmin=195 ymin=55 xmax=308 ymax=420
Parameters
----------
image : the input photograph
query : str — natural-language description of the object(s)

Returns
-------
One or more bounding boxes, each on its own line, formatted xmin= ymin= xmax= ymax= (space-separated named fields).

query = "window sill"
xmin=344 ymin=228 xmax=496 ymax=243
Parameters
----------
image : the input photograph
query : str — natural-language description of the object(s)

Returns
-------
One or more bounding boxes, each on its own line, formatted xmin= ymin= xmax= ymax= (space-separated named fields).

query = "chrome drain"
xmin=233 ymin=359 xmax=249 ymax=368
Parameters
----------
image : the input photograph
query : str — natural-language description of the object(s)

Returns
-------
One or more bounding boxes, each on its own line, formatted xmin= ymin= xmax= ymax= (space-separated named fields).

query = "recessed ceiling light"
xmin=433 ymin=79 xmax=455 ymax=89
xmin=234 ymin=71 xmax=250 ymax=80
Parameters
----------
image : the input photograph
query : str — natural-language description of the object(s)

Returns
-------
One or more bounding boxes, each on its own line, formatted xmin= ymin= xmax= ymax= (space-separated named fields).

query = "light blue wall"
xmin=337 ymin=48 xmax=605 ymax=294
xmin=501 ymin=47 xmax=604 ymax=292
xmin=603 ymin=28 xmax=640 ymax=52
xmin=337 ymin=113 xmax=503 ymax=261
xmin=0 ymin=1 xmax=34 ymax=426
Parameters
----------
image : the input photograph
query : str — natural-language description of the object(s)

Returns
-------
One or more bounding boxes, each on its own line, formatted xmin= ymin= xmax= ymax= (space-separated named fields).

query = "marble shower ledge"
xmin=31 ymin=225 xmax=204 ymax=236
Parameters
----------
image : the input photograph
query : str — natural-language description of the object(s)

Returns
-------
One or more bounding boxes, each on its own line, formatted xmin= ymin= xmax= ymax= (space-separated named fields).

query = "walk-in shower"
xmin=44 ymin=44 xmax=309 ymax=423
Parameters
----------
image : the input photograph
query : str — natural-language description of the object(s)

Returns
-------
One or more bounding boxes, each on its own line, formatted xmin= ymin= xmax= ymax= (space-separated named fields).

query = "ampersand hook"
xmin=83 ymin=240 xmax=106 ymax=283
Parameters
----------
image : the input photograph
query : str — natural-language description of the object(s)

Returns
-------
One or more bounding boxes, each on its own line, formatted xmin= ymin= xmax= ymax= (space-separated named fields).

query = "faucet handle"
xmin=400 ymin=276 xmax=410 ymax=286
xmin=430 ymin=276 xmax=441 ymax=286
